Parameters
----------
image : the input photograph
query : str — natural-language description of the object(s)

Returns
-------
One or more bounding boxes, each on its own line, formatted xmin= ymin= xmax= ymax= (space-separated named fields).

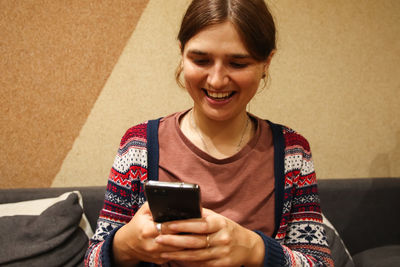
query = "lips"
xmin=203 ymin=89 xmax=235 ymax=101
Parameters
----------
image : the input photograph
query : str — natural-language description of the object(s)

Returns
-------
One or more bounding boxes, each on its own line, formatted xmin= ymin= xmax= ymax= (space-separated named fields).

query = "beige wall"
xmin=1 ymin=0 xmax=399 ymax=188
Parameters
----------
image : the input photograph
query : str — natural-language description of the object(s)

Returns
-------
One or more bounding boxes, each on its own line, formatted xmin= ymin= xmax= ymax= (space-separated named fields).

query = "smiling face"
xmin=182 ymin=21 xmax=269 ymax=122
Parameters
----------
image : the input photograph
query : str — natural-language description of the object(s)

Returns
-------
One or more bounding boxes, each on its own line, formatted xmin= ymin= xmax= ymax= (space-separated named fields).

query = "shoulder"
xmin=262 ymin=119 xmax=311 ymax=151
xmin=118 ymin=111 xmax=180 ymax=148
xmin=277 ymin=125 xmax=316 ymax=187
xmin=119 ymin=121 xmax=149 ymax=147
xmin=279 ymin=124 xmax=311 ymax=153
xmin=253 ymin=117 xmax=311 ymax=153
xmin=119 ymin=110 xmax=186 ymax=146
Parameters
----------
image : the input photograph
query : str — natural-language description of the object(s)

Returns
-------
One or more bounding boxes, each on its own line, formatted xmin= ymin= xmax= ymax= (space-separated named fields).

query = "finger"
xmin=163 ymin=214 xmax=228 ymax=235
xmin=160 ymin=246 xmax=218 ymax=262
xmin=154 ymin=222 xmax=162 ymax=235
xmin=148 ymin=242 xmax=184 ymax=253
xmin=137 ymin=235 xmax=186 ymax=255
xmin=152 ymin=220 xmax=195 ymax=236
xmin=138 ymin=218 xmax=164 ymax=238
xmin=135 ymin=243 xmax=185 ymax=265
xmin=163 ymin=219 xmax=209 ymax=234
xmin=189 ymin=257 xmax=234 ymax=267
xmin=155 ymin=234 xmax=210 ymax=249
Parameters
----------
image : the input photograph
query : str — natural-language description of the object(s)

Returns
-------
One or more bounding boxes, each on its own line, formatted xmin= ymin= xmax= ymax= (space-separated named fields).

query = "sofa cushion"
xmin=0 ymin=191 xmax=93 ymax=267
xmin=353 ymin=245 xmax=400 ymax=267
xmin=318 ymin=178 xmax=400 ymax=255
xmin=323 ymin=214 xmax=355 ymax=267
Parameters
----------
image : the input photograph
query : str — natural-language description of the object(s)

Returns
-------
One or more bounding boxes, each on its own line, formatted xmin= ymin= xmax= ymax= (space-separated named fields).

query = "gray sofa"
xmin=0 ymin=178 xmax=399 ymax=266
xmin=318 ymin=178 xmax=400 ymax=267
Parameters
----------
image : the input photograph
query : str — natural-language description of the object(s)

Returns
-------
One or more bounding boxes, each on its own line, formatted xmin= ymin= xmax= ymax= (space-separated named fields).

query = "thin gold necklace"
xmin=189 ymin=109 xmax=250 ymax=153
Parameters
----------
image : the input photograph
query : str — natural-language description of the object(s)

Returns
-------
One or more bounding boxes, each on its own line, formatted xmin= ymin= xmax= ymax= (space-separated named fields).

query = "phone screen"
xmin=144 ymin=181 xmax=202 ymax=222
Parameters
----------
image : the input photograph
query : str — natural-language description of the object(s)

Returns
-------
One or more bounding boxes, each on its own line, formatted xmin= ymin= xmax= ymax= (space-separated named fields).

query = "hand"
xmin=154 ymin=208 xmax=265 ymax=267
xmin=112 ymin=202 xmax=184 ymax=266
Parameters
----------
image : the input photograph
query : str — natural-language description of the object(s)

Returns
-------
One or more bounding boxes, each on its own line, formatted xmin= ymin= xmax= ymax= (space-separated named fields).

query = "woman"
xmin=85 ymin=0 xmax=333 ymax=266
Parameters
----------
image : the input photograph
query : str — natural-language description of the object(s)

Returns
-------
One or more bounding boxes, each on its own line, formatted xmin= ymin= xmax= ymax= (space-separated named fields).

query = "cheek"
xmin=232 ymin=72 xmax=262 ymax=92
xmin=183 ymin=63 xmax=205 ymax=87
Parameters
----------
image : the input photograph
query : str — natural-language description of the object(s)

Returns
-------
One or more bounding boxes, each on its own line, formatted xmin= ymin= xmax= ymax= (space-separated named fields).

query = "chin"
xmin=201 ymin=107 xmax=243 ymax=122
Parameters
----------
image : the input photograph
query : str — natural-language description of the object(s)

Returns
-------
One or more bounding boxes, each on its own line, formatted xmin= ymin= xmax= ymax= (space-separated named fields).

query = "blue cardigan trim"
xmin=147 ymin=118 xmax=161 ymax=181
xmin=254 ymin=230 xmax=285 ymax=267
xmin=101 ymin=225 xmax=122 ymax=267
xmin=267 ymin=120 xmax=285 ymax=238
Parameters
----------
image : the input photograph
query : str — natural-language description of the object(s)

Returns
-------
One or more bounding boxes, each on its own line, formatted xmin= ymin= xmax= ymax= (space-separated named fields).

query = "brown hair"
xmin=175 ymin=0 xmax=276 ymax=87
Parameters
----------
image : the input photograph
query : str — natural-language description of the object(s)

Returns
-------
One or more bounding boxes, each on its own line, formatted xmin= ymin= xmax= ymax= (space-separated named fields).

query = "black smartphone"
xmin=144 ymin=180 xmax=202 ymax=223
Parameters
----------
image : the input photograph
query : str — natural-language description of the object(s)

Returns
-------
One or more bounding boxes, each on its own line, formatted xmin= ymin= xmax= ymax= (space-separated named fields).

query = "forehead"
xmin=184 ymin=21 xmax=249 ymax=56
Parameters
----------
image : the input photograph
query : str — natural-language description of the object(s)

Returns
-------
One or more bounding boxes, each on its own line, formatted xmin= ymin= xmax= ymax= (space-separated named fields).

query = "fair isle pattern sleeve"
xmin=276 ymin=126 xmax=333 ymax=266
xmin=84 ymin=122 xmax=149 ymax=267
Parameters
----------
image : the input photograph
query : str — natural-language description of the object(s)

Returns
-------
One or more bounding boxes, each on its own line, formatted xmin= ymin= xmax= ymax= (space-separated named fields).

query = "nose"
xmin=207 ymin=63 xmax=229 ymax=90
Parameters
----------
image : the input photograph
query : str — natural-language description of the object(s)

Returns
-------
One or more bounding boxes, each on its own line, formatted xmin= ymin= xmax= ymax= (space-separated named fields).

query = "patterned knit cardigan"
xmin=85 ymin=119 xmax=333 ymax=267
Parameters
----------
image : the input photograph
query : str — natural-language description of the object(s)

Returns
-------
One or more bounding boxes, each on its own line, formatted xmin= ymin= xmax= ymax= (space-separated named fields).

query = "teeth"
xmin=207 ymin=91 xmax=231 ymax=99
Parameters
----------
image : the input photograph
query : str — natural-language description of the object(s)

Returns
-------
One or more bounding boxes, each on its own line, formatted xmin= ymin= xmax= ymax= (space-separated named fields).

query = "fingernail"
xmin=155 ymin=236 xmax=163 ymax=242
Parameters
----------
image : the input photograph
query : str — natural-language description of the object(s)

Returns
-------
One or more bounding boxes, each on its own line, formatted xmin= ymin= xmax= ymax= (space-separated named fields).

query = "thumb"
xmin=137 ymin=201 xmax=152 ymax=216
xmin=202 ymin=208 xmax=217 ymax=217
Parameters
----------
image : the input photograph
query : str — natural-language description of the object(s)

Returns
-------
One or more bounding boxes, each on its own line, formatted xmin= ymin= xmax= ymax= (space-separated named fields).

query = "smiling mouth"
xmin=203 ymin=89 xmax=235 ymax=100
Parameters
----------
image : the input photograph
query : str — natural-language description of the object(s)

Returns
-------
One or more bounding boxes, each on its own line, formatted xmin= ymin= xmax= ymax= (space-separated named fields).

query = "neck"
xmin=182 ymin=107 xmax=253 ymax=158
xmin=192 ymin=107 xmax=248 ymax=139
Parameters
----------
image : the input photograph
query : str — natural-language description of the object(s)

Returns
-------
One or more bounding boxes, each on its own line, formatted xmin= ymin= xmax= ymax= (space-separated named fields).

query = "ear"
xmin=179 ymin=41 xmax=183 ymax=55
xmin=263 ymin=50 xmax=276 ymax=73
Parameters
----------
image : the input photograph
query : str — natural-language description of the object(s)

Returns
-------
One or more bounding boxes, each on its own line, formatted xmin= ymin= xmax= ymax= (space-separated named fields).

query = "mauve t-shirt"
xmin=158 ymin=110 xmax=275 ymax=236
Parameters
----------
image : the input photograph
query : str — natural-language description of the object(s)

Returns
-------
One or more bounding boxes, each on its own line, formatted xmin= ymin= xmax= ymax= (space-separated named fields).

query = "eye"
xmin=230 ymin=62 xmax=248 ymax=69
xmin=193 ymin=59 xmax=210 ymax=66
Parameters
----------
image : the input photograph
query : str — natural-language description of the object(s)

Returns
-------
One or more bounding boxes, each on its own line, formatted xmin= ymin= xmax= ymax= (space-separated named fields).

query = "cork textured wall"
xmin=1 ymin=0 xmax=399 ymax=188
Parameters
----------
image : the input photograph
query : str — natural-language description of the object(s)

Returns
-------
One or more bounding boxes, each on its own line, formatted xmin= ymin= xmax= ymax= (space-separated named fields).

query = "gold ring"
xmin=156 ymin=223 xmax=162 ymax=234
xmin=206 ymin=234 xmax=211 ymax=248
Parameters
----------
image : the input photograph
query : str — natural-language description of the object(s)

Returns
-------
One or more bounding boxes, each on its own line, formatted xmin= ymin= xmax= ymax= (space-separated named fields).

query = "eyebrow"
xmin=187 ymin=49 xmax=208 ymax=56
xmin=187 ymin=49 xmax=252 ymax=59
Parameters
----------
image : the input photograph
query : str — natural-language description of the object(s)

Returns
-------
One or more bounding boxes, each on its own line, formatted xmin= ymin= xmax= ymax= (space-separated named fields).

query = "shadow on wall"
xmin=369 ymin=131 xmax=400 ymax=177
